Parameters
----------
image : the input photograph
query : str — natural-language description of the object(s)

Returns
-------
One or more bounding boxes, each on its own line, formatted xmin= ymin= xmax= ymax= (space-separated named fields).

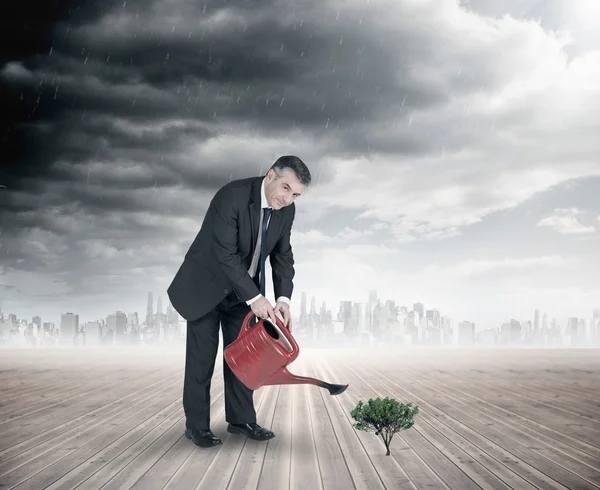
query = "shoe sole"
xmin=227 ymin=425 xmax=275 ymax=440
xmin=184 ymin=430 xmax=222 ymax=448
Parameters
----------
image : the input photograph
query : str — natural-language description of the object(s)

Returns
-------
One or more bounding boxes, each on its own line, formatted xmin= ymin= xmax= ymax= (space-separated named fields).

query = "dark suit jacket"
xmin=167 ymin=176 xmax=296 ymax=321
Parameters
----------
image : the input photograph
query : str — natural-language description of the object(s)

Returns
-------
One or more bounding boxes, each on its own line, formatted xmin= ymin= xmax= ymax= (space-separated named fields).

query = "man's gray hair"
xmin=270 ymin=156 xmax=311 ymax=186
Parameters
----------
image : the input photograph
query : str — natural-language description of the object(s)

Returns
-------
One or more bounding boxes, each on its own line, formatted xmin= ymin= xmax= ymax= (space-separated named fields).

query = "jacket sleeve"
xmin=270 ymin=204 xmax=295 ymax=300
xmin=209 ymin=186 xmax=261 ymax=302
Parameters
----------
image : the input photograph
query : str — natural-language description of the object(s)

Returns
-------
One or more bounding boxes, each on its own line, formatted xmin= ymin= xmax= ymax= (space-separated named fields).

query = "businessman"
xmin=167 ymin=156 xmax=311 ymax=448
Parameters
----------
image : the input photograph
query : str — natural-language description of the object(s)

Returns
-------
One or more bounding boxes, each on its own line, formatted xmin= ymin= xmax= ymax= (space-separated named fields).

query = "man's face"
xmin=264 ymin=168 xmax=306 ymax=210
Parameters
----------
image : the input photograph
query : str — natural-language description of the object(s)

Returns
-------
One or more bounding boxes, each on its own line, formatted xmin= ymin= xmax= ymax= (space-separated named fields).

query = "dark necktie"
xmin=259 ymin=207 xmax=272 ymax=296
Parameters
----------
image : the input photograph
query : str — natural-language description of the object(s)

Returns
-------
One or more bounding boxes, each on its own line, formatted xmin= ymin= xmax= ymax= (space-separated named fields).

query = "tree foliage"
xmin=351 ymin=397 xmax=419 ymax=455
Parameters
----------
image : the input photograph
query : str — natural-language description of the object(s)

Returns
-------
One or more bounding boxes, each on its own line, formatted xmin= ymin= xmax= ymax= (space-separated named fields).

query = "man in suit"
xmin=167 ymin=155 xmax=311 ymax=448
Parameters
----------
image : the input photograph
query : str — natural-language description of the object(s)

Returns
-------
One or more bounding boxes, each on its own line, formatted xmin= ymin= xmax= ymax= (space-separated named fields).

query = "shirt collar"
xmin=261 ymin=177 xmax=271 ymax=209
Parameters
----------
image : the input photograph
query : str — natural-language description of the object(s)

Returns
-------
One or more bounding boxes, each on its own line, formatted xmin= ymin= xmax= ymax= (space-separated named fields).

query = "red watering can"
xmin=224 ymin=311 xmax=348 ymax=396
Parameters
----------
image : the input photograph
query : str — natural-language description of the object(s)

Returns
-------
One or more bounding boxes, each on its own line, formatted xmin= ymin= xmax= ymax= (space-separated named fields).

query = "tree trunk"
xmin=385 ymin=432 xmax=393 ymax=455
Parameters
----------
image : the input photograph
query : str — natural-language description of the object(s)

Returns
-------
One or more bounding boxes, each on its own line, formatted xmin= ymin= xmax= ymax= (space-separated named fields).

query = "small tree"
xmin=351 ymin=397 xmax=419 ymax=456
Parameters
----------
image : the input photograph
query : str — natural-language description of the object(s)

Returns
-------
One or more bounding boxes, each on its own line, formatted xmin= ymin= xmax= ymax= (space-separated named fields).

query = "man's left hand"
xmin=273 ymin=302 xmax=292 ymax=331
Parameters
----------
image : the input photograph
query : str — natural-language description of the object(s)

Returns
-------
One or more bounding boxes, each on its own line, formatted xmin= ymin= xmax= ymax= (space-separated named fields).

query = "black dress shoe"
xmin=227 ymin=422 xmax=275 ymax=441
xmin=184 ymin=428 xmax=222 ymax=448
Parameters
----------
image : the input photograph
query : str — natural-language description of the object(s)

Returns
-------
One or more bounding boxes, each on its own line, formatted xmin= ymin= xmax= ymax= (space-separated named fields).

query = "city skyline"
xmin=2 ymin=287 xmax=599 ymax=350
xmin=2 ymin=0 xmax=600 ymax=328
xmin=2 ymin=286 xmax=598 ymax=334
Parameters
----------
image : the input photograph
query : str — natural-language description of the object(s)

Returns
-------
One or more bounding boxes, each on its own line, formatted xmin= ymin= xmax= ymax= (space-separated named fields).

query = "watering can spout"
xmin=321 ymin=381 xmax=349 ymax=396
xmin=264 ymin=366 xmax=349 ymax=396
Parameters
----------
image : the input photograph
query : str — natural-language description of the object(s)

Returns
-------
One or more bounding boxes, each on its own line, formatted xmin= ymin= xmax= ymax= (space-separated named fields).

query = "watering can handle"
xmin=241 ymin=311 xmax=299 ymax=357
xmin=241 ymin=312 xmax=258 ymax=333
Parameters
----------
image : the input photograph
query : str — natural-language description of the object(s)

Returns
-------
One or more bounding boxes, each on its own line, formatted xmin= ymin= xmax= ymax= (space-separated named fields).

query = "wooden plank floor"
xmin=1 ymin=346 xmax=599 ymax=489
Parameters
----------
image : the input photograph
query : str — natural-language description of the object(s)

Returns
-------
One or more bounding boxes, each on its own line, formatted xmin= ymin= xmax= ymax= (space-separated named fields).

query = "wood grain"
xmin=0 ymin=347 xmax=598 ymax=489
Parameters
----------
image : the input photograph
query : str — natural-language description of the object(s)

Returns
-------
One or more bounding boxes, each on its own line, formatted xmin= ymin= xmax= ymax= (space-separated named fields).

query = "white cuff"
xmin=246 ymin=294 xmax=262 ymax=305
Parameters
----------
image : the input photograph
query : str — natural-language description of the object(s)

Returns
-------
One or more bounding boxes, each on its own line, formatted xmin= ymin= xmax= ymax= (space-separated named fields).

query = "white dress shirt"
xmin=245 ymin=177 xmax=291 ymax=307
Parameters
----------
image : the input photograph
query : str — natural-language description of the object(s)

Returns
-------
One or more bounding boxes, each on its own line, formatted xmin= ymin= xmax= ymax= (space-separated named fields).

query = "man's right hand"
xmin=250 ymin=296 xmax=277 ymax=325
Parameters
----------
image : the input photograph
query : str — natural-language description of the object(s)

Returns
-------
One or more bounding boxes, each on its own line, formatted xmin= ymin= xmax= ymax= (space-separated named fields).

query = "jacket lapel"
xmin=248 ymin=178 xmax=262 ymax=251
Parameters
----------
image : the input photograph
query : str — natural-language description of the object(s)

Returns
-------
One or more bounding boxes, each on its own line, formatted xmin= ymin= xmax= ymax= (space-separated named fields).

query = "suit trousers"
xmin=183 ymin=291 xmax=256 ymax=430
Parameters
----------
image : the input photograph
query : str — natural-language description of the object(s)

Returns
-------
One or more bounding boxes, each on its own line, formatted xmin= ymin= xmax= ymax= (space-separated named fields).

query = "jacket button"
xmin=224 ymin=289 xmax=228 ymax=294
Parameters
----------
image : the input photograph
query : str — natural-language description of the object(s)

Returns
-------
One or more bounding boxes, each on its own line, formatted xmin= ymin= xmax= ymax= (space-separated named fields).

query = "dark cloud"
xmin=0 ymin=0 xmax=528 ymax=247
xmin=1 ymin=0 xmax=120 ymax=166
xmin=3 ymin=0 xmax=598 ymax=324
xmin=1 ymin=0 xmax=458 ymax=186
xmin=4 ymin=0 xmax=513 ymax=206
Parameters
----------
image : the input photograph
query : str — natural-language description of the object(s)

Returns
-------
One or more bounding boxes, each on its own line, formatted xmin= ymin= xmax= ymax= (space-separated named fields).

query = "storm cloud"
xmin=1 ymin=0 xmax=599 ymax=326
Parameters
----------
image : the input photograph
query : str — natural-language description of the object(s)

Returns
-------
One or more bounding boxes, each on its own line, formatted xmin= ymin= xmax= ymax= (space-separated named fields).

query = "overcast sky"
xmin=1 ymin=0 xmax=599 ymax=329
